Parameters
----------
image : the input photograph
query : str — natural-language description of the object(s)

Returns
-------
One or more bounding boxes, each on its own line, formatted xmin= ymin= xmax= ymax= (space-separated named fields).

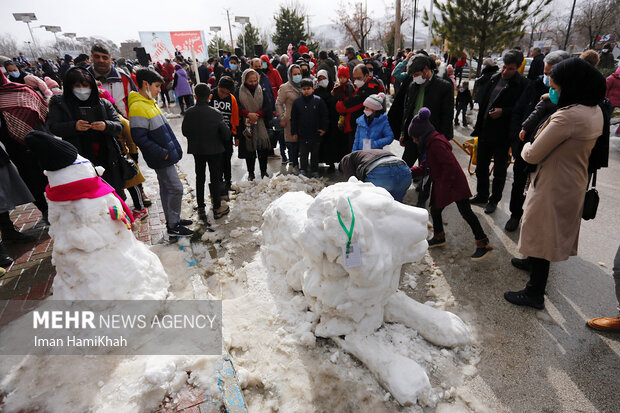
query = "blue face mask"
xmin=262 ymin=62 xmax=268 ymax=69
xmin=543 ymin=74 xmax=550 ymax=87
xmin=292 ymin=74 xmax=302 ymax=83
xmin=229 ymin=63 xmax=237 ymax=71
xmin=8 ymin=71 xmax=20 ymax=78
xmin=549 ymin=87 xmax=559 ymax=105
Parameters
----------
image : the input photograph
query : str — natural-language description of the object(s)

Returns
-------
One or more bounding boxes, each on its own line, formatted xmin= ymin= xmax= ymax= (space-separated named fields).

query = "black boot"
xmin=0 ymin=242 xmax=13 ymax=268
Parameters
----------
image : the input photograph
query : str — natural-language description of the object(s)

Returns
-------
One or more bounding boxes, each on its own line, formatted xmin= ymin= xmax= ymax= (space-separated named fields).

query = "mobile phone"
xmin=79 ymin=106 xmax=97 ymax=123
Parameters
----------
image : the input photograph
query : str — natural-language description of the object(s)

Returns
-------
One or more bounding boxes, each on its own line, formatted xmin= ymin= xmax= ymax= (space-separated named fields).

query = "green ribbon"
xmin=337 ymin=197 xmax=355 ymax=251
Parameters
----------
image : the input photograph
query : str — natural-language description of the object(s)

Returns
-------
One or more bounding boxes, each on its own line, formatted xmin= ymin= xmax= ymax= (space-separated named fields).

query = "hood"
xmin=614 ymin=66 xmax=620 ymax=78
xmin=63 ymin=66 xmax=100 ymax=106
xmin=241 ymin=68 xmax=259 ymax=86
xmin=128 ymin=90 xmax=156 ymax=108
xmin=175 ymin=66 xmax=188 ymax=78
xmin=260 ymin=55 xmax=274 ymax=70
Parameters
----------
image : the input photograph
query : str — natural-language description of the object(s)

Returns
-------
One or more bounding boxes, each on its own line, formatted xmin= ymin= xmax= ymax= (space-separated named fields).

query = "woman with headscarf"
xmin=275 ymin=64 xmax=302 ymax=173
xmin=237 ymin=68 xmax=273 ymax=180
xmin=46 ymin=66 xmax=125 ymax=196
xmin=505 ymin=58 xmax=607 ymax=310
xmin=0 ymin=69 xmax=49 ymax=220
xmin=173 ymin=64 xmax=194 ymax=115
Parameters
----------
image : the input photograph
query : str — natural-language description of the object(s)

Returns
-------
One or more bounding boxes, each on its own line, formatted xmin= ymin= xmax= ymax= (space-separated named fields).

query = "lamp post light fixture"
xmin=13 ymin=13 xmax=39 ymax=51
xmin=210 ymin=26 xmax=222 ymax=52
xmin=234 ymin=16 xmax=250 ymax=56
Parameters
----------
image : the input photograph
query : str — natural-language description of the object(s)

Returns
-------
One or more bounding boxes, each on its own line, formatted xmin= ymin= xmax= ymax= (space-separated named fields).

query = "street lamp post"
xmin=24 ymin=41 xmax=35 ymax=60
xmin=13 ymin=13 xmax=39 ymax=54
xmin=234 ymin=16 xmax=250 ymax=56
xmin=210 ymin=26 xmax=222 ymax=55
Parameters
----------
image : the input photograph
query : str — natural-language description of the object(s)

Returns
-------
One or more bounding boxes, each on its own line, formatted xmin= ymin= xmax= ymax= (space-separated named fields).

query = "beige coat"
xmin=518 ymin=104 xmax=603 ymax=262
xmin=275 ymin=81 xmax=301 ymax=142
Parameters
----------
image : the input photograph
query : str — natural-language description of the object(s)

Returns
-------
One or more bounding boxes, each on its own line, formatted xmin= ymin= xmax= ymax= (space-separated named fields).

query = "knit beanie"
xmin=364 ymin=93 xmax=385 ymax=111
xmin=408 ymin=107 xmax=435 ymax=139
xmin=316 ymin=69 xmax=328 ymax=80
xmin=24 ymin=130 xmax=78 ymax=171
xmin=337 ymin=66 xmax=350 ymax=79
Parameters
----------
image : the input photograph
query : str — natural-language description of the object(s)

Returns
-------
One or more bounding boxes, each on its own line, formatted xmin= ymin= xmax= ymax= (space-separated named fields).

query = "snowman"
xmin=25 ymin=131 xmax=169 ymax=300
xmin=262 ymin=178 xmax=471 ymax=405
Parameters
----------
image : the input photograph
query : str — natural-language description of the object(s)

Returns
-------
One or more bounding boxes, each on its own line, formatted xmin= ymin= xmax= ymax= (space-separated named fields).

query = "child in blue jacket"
xmin=352 ymin=93 xmax=394 ymax=152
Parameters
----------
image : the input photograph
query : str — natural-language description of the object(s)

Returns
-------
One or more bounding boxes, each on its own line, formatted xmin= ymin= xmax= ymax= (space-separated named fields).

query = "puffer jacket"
xmin=128 ymin=91 xmax=182 ymax=169
xmin=352 ymin=113 xmax=394 ymax=151
xmin=606 ymin=67 xmax=620 ymax=107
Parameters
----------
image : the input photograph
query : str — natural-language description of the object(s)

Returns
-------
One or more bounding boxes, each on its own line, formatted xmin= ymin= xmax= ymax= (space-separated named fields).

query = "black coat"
xmin=527 ymin=54 xmax=545 ymax=80
xmin=181 ymin=101 xmax=230 ymax=155
xmin=472 ymin=71 xmax=527 ymax=144
xmin=290 ymin=94 xmax=329 ymax=144
xmin=509 ymin=77 xmax=547 ymax=145
xmin=197 ymin=65 xmax=211 ymax=83
xmin=316 ymin=84 xmax=347 ymax=163
xmin=473 ymin=65 xmax=499 ymax=103
xmin=276 ymin=63 xmax=288 ymax=83
xmin=236 ymin=86 xmax=273 ymax=159
xmin=317 ymin=58 xmax=336 ymax=82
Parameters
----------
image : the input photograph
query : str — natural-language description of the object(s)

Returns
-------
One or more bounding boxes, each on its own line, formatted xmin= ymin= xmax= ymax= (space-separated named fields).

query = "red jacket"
xmin=606 ymin=67 xmax=620 ymax=107
xmin=260 ymin=55 xmax=283 ymax=100
xmin=411 ymin=131 xmax=472 ymax=208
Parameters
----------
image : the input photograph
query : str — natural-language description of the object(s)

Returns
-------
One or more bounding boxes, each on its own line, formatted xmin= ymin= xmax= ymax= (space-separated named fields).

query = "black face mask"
xmin=302 ymin=70 xmax=310 ymax=77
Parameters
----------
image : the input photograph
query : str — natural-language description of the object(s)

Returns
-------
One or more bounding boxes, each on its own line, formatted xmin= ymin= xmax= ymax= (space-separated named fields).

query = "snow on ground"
xmin=0 ymin=171 xmax=481 ymax=412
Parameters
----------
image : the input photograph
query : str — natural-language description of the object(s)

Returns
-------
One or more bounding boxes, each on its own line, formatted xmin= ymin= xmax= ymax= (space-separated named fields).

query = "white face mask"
xmin=318 ymin=79 xmax=329 ymax=88
xmin=363 ymin=108 xmax=374 ymax=117
xmin=354 ymin=79 xmax=365 ymax=88
xmin=73 ymin=87 xmax=92 ymax=101
xmin=146 ymin=86 xmax=153 ymax=100
xmin=413 ymin=75 xmax=427 ymax=85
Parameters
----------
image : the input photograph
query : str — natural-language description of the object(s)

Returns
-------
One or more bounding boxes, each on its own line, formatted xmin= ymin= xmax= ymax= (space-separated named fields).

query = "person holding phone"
xmin=47 ymin=66 xmax=124 ymax=196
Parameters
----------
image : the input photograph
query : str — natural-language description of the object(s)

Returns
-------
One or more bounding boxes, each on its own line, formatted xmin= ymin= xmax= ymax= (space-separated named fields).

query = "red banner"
xmin=170 ymin=31 xmax=205 ymax=57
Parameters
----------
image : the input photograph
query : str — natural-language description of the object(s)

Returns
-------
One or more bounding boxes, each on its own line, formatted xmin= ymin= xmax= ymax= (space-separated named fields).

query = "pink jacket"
xmin=24 ymin=75 xmax=53 ymax=98
xmin=98 ymin=86 xmax=116 ymax=105
xmin=606 ymin=66 xmax=620 ymax=107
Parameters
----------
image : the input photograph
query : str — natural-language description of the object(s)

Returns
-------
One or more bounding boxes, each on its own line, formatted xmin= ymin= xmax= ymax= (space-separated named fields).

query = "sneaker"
xmin=1 ymin=228 xmax=36 ymax=243
xmin=311 ymin=172 xmax=320 ymax=178
xmin=142 ymin=198 xmax=153 ymax=208
xmin=470 ymin=194 xmax=488 ymax=205
xmin=471 ymin=242 xmax=494 ymax=261
xmin=511 ymin=257 xmax=531 ymax=272
xmin=503 ymin=289 xmax=545 ymax=310
xmin=484 ymin=202 xmax=497 ymax=214
xmin=0 ymin=242 xmax=13 ymax=268
xmin=505 ymin=217 xmax=520 ymax=232
xmin=179 ymin=219 xmax=192 ymax=226
xmin=213 ymin=204 xmax=230 ymax=219
xmin=167 ymin=224 xmax=193 ymax=237
xmin=132 ymin=208 xmax=149 ymax=221
xmin=427 ymin=232 xmax=446 ymax=248
xmin=196 ymin=207 xmax=208 ymax=220
xmin=586 ymin=316 xmax=620 ymax=332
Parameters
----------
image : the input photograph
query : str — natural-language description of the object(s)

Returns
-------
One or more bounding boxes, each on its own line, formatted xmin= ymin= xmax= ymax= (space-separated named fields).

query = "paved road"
xmin=167 ymin=105 xmax=620 ymax=412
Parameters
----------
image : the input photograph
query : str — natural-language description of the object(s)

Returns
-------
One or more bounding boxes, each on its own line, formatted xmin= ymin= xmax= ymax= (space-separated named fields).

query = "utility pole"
xmin=428 ymin=0 xmax=434 ymax=50
xmin=394 ymin=0 xmax=401 ymax=54
xmin=563 ymin=0 xmax=577 ymax=50
xmin=225 ymin=9 xmax=235 ymax=49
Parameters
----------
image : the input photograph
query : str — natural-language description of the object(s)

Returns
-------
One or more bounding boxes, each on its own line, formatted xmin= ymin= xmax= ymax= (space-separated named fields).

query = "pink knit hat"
xmin=363 ymin=93 xmax=385 ymax=111
xmin=44 ymin=76 xmax=59 ymax=89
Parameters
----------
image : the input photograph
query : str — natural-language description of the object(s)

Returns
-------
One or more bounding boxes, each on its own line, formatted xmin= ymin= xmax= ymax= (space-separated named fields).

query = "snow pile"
xmin=46 ymin=155 xmax=169 ymax=300
xmin=263 ymin=178 xmax=429 ymax=337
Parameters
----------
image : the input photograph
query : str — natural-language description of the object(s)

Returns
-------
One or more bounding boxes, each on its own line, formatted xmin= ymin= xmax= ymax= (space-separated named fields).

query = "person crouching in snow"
xmin=290 ymin=78 xmax=329 ymax=177
xmin=409 ymin=107 xmax=493 ymax=261
xmin=182 ymin=83 xmax=231 ymax=221
xmin=352 ymin=93 xmax=394 ymax=152
xmin=129 ymin=68 xmax=193 ymax=238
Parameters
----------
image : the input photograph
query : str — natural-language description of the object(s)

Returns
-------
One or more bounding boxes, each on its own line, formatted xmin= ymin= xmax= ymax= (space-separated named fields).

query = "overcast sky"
xmin=3 ymin=0 xmax=434 ymax=48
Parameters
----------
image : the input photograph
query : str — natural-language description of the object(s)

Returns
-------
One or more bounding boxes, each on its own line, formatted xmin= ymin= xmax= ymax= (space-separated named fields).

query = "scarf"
xmin=46 ymin=176 xmax=135 ymax=226
xmin=238 ymin=84 xmax=270 ymax=151
xmin=0 ymin=71 xmax=48 ymax=144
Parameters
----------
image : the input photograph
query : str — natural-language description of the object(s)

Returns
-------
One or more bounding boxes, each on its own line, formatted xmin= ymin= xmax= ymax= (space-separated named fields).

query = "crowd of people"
xmin=0 ymin=39 xmax=619 ymax=331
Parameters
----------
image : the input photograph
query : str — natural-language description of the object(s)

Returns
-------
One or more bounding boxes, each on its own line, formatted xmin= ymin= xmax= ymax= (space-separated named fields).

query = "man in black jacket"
xmin=276 ymin=55 xmax=289 ymax=83
xmin=388 ymin=54 xmax=454 ymax=167
xmin=471 ymin=49 xmax=527 ymax=214
xmin=181 ymin=83 xmax=231 ymax=220
xmin=527 ymin=48 xmax=545 ymax=80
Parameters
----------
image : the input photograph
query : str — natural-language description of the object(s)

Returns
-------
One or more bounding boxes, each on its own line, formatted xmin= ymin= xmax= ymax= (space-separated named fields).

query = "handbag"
xmin=582 ymin=171 xmax=599 ymax=220
xmin=119 ymin=154 xmax=139 ymax=181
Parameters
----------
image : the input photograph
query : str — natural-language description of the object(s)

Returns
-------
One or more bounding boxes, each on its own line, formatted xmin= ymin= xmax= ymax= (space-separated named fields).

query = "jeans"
xmin=365 ymin=163 xmax=412 ymax=202
xmin=286 ymin=142 xmax=299 ymax=167
xmin=155 ymin=165 xmax=183 ymax=228
xmin=178 ymin=94 xmax=195 ymax=114
xmin=525 ymin=257 xmax=550 ymax=297
xmin=194 ymin=154 xmax=223 ymax=209
xmin=455 ymin=103 xmax=468 ymax=125
xmin=509 ymin=152 xmax=529 ymax=220
xmin=430 ymin=199 xmax=487 ymax=240
xmin=475 ymin=138 xmax=510 ymax=204
xmin=614 ymin=244 xmax=620 ymax=312
xmin=299 ymin=141 xmax=321 ymax=172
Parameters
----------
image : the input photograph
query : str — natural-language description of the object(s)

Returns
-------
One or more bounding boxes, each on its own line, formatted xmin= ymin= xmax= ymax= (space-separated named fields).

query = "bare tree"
xmin=0 ymin=33 xmax=20 ymax=58
xmin=334 ymin=1 xmax=374 ymax=52
xmin=574 ymin=0 xmax=619 ymax=49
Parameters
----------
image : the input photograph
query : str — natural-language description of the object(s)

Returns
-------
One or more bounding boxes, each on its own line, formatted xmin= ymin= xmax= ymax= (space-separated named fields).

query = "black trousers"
xmin=160 ymin=89 xmax=170 ymax=105
xmin=299 ymin=141 xmax=321 ymax=172
xmin=194 ymin=154 xmax=223 ymax=209
xmin=178 ymin=94 xmax=195 ymax=114
xmin=475 ymin=138 xmax=510 ymax=204
xmin=245 ymin=149 xmax=269 ymax=176
xmin=221 ymin=144 xmax=233 ymax=188
xmin=509 ymin=153 xmax=529 ymax=220
xmin=430 ymin=199 xmax=487 ymax=241
xmin=2 ymin=137 xmax=48 ymax=214
xmin=526 ymin=257 xmax=550 ymax=296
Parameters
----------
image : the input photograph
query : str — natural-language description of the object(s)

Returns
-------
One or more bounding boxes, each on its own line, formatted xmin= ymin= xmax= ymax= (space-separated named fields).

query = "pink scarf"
xmin=46 ymin=177 xmax=135 ymax=224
